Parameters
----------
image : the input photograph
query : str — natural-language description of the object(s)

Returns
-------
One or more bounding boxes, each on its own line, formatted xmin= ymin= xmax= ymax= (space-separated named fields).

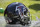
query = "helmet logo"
xmin=16 ymin=5 xmax=26 ymax=19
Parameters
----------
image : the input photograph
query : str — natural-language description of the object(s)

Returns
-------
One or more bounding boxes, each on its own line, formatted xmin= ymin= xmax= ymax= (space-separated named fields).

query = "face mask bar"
xmin=24 ymin=10 xmax=31 ymax=25
xmin=18 ymin=6 xmax=31 ymax=25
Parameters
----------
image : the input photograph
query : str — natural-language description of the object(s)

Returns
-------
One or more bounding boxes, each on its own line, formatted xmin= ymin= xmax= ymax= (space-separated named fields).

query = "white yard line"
xmin=0 ymin=16 xmax=6 ymax=27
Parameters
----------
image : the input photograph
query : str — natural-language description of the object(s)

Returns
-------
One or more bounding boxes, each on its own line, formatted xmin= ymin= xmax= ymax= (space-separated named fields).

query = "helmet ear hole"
xmin=24 ymin=11 xmax=27 ymax=15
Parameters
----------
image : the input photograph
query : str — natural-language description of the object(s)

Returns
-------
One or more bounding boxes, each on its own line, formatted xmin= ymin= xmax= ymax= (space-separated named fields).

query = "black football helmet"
xmin=4 ymin=2 xmax=30 ymax=25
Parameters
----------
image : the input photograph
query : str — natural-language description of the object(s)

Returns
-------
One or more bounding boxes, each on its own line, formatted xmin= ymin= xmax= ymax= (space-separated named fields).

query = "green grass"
xmin=0 ymin=0 xmax=40 ymax=20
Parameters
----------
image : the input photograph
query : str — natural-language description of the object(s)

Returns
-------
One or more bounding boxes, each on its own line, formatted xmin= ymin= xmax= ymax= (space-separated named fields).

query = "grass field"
xmin=0 ymin=0 xmax=40 ymax=20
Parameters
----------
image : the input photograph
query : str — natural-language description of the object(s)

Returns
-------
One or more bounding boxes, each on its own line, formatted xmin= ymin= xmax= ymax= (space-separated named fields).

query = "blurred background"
xmin=0 ymin=0 xmax=40 ymax=20
xmin=0 ymin=0 xmax=40 ymax=27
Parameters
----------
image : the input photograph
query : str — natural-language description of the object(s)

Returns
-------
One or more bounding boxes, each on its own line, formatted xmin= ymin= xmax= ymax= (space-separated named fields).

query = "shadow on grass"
xmin=28 ymin=4 xmax=40 ymax=11
xmin=35 ymin=0 xmax=40 ymax=1
xmin=32 ymin=0 xmax=40 ymax=1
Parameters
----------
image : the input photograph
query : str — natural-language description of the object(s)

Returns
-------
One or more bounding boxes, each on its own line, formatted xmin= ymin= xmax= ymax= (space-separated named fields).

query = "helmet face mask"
xmin=4 ymin=2 xmax=30 ymax=25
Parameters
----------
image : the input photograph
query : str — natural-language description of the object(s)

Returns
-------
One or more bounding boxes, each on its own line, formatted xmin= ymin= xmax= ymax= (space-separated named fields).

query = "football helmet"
xmin=4 ymin=2 xmax=30 ymax=25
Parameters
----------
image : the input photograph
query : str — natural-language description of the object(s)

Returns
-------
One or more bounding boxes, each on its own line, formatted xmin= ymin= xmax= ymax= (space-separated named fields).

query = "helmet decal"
xmin=16 ymin=5 xmax=26 ymax=19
